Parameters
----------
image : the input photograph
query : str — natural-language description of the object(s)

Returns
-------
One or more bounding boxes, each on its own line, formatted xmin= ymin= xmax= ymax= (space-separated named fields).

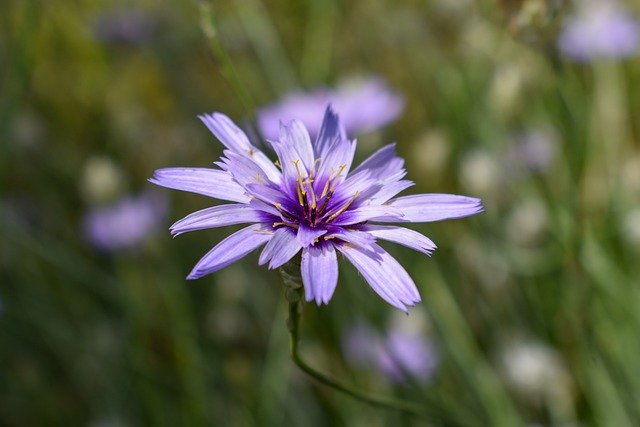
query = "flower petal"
xmin=315 ymin=105 xmax=346 ymax=157
xmin=149 ymin=168 xmax=250 ymax=203
xmin=199 ymin=112 xmax=252 ymax=152
xmin=337 ymin=242 xmax=420 ymax=312
xmin=258 ymin=227 xmax=302 ymax=269
xmin=187 ymin=224 xmax=272 ymax=279
xmin=270 ymin=138 xmax=307 ymax=182
xmin=170 ymin=204 xmax=262 ymax=236
xmin=219 ymin=151 xmax=270 ymax=189
xmin=350 ymin=143 xmax=405 ymax=182
xmin=329 ymin=205 xmax=404 ymax=226
xmin=363 ymin=224 xmax=436 ymax=255
xmin=199 ymin=112 xmax=281 ymax=183
xmin=366 ymin=180 xmax=414 ymax=205
xmin=315 ymin=138 xmax=357 ymax=184
xmin=384 ymin=194 xmax=484 ymax=222
xmin=280 ymin=120 xmax=314 ymax=171
xmin=301 ymin=244 xmax=339 ymax=305
xmin=297 ymin=223 xmax=327 ymax=247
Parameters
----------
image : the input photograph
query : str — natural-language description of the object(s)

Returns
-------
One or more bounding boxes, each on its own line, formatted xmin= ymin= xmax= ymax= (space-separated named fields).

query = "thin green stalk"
xmin=198 ymin=0 xmax=255 ymax=120
xmin=279 ymin=262 xmax=447 ymax=424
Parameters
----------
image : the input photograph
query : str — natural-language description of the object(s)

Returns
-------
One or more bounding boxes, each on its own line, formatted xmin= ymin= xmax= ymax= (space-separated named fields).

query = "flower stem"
xmin=279 ymin=262 xmax=439 ymax=422
xmin=198 ymin=0 xmax=255 ymax=120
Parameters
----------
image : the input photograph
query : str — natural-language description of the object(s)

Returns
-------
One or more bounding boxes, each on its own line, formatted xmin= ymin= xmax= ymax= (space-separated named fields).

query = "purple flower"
xmin=150 ymin=107 xmax=483 ymax=311
xmin=94 ymin=10 xmax=155 ymax=45
xmin=343 ymin=322 xmax=439 ymax=382
xmin=257 ymin=78 xmax=404 ymax=140
xmin=83 ymin=191 xmax=167 ymax=252
xmin=506 ymin=128 xmax=557 ymax=175
xmin=558 ymin=1 xmax=640 ymax=61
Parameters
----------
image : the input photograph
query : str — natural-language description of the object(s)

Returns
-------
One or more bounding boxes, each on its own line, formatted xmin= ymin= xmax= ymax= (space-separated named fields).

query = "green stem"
xmin=198 ymin=0 xmax=256 ymax=120
xmin=279 ymin=263 xmax=441 ymax=422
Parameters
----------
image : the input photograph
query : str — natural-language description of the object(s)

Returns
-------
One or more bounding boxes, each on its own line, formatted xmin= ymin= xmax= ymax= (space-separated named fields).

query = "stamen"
xmin=292 ymin=159 xmax=304 ymax=179
xmin=302 ymin=178 xmax=317 ymax=210
xmin=310 ymin=158 xmax=322 ymax=178
xmin=316 ymin=188 xmax=334 ymax=216
xmin=273 ymin=221 xmax=299 ymax=229
xmin=320 ymin=164 xmax=347 ymax=198
xmin=326 ymin=191 xmax=359 ymax=222
xmin=320 ymin=179 xmax=331 ymax=199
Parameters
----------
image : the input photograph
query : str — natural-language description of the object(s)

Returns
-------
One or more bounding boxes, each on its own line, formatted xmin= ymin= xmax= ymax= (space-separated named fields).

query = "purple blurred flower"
xmin=94 ymin=10 xmax=155 ymax=45
xmin=150 ymin=107 xmax=482 ymax=310
xmin=257 ymin=78 xmax=404 ymax=140
xmin=83 ymin=191 xmax=167 ymax=252
xmin=342 ymin=322 xmax=380 ymax=365
xmin=558 ymin=1 xmax=640 ymax=61
xmin=378 ymin=329 xmax=439 ymax=382
xmin=506 ymin=128 xmax=557 ymax=174
xmin=343 ymin=322 xmax=438 ymax=382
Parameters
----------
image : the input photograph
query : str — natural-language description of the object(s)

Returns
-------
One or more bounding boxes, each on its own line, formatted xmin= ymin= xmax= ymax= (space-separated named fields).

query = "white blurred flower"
xmin=506 ymin=199 xmax=549 ymax=246
xmin=460 ymin=150 xmax=501 ymax=197
xmin=500 ymin=340 xmax=573 ymax=407
xmin=410 ymin=130 xmax=451 ymax=178
xmin=80 ymin=156 xmax=125 ymax=204
xmin=621 ymin=208 xmax=640 ymax=247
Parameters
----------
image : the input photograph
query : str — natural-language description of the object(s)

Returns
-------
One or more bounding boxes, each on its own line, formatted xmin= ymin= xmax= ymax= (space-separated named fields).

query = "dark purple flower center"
xmin=272 ymin=160 xmax=356 ymax=231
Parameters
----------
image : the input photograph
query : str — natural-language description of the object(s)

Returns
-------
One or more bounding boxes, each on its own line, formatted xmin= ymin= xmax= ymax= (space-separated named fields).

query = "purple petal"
xmin=363 ymin=225 xmax=436 ymax=255
xmin=149 ymin=168 xmax=250 ymax=203
xmin=170 ymin=204 xmax=262 ymax=236
xmin=366 ymin=180 xmax=414 ymax=205
xmin=187 ymin=224 xmax=272 ymax=279
xmin=329 ymin=205 xmax=404 ymax=226
xmin=301 ymin=244 xmax=339 ymax=304
xmin=315 ymin=105 xmax=346 ymax=157
xmin=337 ymin=242 xmax=420 ymax=312
xmin=258 ymin=227 xmax=302 ymax=269
xmin=350 ymin=143 xmax=405 ymax=182
xmin=249 ymin=199 xmax=284 ymax=219
xmin=315 ymin=138 xmax=357 ymax=184
xmin=199 ymin=112 xmax=252 ymax=152
xmin=297 ymin=223 xmax=327 ymax=247
xmin=270 ymin=138 xmax=307 ymax=182
xmin=384 ymin=194 xmax=484 ymax=222
xmin=199 ymin=112 xmax=281 ymax=183
xmin=245 ymin=183 xmax=286 ymax=205
xmin=327 ymin=229 xmax=376 ymax=248
xmin=280 ymin=120 xmax=314 ymax=171
xmin=219 ymin=151 xmax=270 ymax=188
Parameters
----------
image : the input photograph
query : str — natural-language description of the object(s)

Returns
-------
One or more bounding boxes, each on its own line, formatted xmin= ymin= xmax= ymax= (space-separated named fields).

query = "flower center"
xmin=272 ymin=159 xmax=357 ymax=230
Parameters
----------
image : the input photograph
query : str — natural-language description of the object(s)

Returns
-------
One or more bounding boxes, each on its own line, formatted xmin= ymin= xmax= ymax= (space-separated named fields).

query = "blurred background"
xmin=2 ymin=0 xmax=640 ymax=425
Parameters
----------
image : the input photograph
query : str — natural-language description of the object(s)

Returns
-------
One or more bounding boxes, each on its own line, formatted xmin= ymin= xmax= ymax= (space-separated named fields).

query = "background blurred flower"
xmin=80 ymin=156 xmax=125 ymax=204
xmin=506 ymin=128 xmax=557 ymax=175
xmin=343 ymin=320 xmax=438 ymax=383
xmin=83 ymin=191 xmax=167 ymax=252
xmin=558 ymin=0 xmax=640 ymax=61
xmin=94 ymin=10 xmax=155 ymax=45
xmin=257 ymin=77 xmax=404 ymax=140
xmin=500 ymin=340 xmax=575 ymax=418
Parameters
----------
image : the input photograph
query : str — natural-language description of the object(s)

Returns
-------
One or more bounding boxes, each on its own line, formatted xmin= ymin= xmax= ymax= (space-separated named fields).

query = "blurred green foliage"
xmin=2 ymin=0 xmax=640 ymax=426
